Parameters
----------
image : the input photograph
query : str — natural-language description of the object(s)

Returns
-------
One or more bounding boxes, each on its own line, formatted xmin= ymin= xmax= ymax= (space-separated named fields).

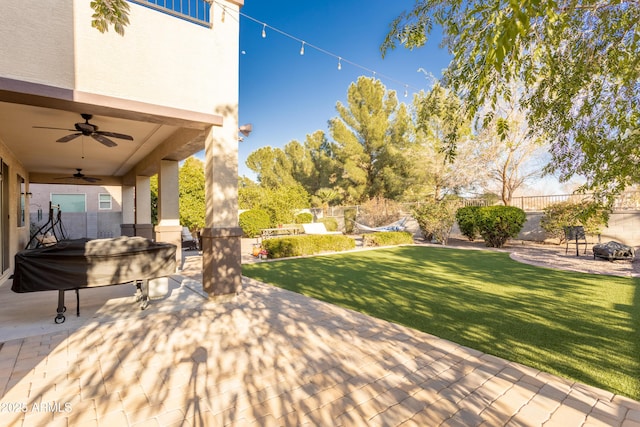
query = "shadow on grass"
xmin=1 ymin=269 xmax=638 ymax=425
xmin=243 ymin=245 xmax=640 ymax=401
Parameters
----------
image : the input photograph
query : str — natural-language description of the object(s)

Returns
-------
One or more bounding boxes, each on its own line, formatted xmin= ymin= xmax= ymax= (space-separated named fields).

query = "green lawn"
xmin=243 ymin=245 xmax=640 ymax=401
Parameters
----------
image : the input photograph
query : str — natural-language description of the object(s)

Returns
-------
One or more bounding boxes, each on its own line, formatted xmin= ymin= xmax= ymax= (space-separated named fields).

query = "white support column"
xmin=134 ymin=175 xmax=153 ymax=240
xmin=155 ymin=160 xmax=182 ymax=267
xmin=120 ymin=184 xmax=135 ymax=236
xmin=201 ymin=124 xmax=242 ymax=297
xmin=157 ymin=160 xmax=180 ymax=227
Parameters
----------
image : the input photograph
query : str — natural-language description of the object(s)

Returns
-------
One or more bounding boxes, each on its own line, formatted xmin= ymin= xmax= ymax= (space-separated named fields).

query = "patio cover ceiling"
xmin=0 ymin=78 xmax=223 ymax=186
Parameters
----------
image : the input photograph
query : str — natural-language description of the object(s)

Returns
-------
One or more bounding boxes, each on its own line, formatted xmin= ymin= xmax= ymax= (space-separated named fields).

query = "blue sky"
xmin=236 ymin=1 xmax=452 ymax=179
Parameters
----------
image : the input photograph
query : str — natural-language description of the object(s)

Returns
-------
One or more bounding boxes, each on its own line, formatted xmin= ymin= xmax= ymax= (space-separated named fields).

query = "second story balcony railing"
xmin=129 ymin=0 xmax=213 ymax=27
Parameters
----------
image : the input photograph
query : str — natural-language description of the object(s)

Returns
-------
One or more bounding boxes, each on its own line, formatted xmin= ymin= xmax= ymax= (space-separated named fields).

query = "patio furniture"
xmin=301 ymin=222 xmax=342 ymax=235
xmin=593 ymin=241 xmax=635 ymax=261
xmin=12 ymin=236 xmax=177 ymax=323
xmin=182 ymin=226 xmax=199 ymax=251
xmin=261 ymin=226 xmax=302 ymax=240
xmin=564 ymin=225 xmax=587 ymax=256
xmin=353 ymin=217 xmax=408 ymax=233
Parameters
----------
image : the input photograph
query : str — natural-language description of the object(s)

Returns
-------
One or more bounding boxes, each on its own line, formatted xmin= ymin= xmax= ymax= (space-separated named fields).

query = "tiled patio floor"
xmin=0 ymin=254 xmax=639 ymax=426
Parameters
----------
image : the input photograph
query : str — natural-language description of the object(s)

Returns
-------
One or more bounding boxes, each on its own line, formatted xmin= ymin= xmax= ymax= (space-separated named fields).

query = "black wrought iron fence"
xmin=311 ymin=191 xmax=640 ymax=218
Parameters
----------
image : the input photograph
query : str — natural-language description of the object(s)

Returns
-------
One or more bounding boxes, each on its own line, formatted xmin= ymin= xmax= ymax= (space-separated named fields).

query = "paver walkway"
xmin=1 ymin=255 xmax=639 ymax=426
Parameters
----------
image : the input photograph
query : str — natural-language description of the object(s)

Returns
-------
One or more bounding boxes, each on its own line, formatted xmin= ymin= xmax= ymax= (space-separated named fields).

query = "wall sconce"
xmin=238 ymin=123 xmax=253 ymax=142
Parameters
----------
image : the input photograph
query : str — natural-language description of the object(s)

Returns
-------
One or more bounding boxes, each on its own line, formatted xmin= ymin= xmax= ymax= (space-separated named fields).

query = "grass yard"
xmin=243 ymin=245 xmax=640 ymax=401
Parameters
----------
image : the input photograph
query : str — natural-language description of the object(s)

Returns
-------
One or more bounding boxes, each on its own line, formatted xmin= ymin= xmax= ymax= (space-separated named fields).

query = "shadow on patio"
xmin=0 ymin=253 xmax=638 ymax=426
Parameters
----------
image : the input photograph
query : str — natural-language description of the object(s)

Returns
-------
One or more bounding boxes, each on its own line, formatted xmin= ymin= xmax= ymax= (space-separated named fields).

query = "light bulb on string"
xmin=236 ymin=7 xmax=418 ymax=97
xmin=221 ymin=6 xmax=226 ymax=22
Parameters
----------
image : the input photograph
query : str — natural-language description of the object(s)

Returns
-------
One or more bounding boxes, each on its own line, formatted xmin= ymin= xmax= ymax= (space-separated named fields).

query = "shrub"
xmin=362 ymin=231 xmax=414 ymax=247
xmin=344 ymin=208 xmax=357 ymax=234
xmin=358 ymin=197 xmax=403 ymax=227
xmin=262 ymin=235 xmax=355 ymax=259
xmin=318 ymin=217 xmax=339 ymax=232
xmin=294 ymin=212 xmax=313 ymax=224
xmin=412 ymin=199 xmax=459 ymax=244
xmin=455 ymin=206 xmax=481 ymax=241
xmin=239 ymin=209 xmax=271 ymax=238
xmin=540 ymin=201 xmax=610 ymax=243
xmin=476 ymin=206 xmax=527 ymax=248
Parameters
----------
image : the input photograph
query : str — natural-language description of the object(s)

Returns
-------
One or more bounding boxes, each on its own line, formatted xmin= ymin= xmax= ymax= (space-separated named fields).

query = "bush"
xmin=358 ymin=197 xmax=403 ymax=227
xmin=455 ymin=206 xmax=481 ymax=241
xmin=412 ymin=199 xmax=459 ymax=244
xmin=318 ymin=217 xmax=339 ymax=232
xmin=294 ymin=212 xmax=313 ymax=224
xmin=344 ymin=208 xmax=357 ymax=234
xmin=362 ymin=231 xmax=414 ymax=247
xmin=540 ymin=201 xmax=609 ymax=243
xmin=477 ymin=206 xmax=527 ymax=248
xmin=262 ymin=235 xmax=356 ymax=259
xmin=239 ymin=209 xmax=271 ymax=238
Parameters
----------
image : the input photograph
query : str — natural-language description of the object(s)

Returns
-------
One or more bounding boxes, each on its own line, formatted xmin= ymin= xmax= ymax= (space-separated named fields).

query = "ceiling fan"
xmin=55 ymin=168 xmax=101 ymax=183
xmin=34 ymin=113 xmax=134 ymax=147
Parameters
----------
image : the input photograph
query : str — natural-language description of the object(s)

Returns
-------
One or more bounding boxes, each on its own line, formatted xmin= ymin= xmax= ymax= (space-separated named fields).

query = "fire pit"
xmin=592 ymin=241 xmax=635 ymax=261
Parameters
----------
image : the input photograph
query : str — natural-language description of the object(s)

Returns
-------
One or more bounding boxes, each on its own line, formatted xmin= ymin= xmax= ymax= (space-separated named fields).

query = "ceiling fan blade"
xmin=56 ymin=133 xmax=81 ymax=143
xmin=82 ymin=176 xmax=101 ymax=183
xmin=97 ymin=131 xmax=133 ymax=141
xmin=91 ymin=134 xmax=117 ymax=147
xmin=33 ymin=126 xmax=76 ymax=131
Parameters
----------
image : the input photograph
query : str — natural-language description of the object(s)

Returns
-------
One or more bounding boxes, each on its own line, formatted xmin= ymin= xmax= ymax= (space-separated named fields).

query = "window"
xmin=51 ymin=194 xmax=86 ymax=213
xmin=99 ymin=193 xmax=112 ymax=210
xmin=129 ymin=0 xmax=212 ymax=26
xmin=18 ymin=175 xmax=25 ymax=227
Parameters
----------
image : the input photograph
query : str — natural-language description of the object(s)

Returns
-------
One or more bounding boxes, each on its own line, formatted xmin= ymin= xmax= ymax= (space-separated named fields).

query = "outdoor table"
xmin=260 ymin=227 xmax=301 ymax=240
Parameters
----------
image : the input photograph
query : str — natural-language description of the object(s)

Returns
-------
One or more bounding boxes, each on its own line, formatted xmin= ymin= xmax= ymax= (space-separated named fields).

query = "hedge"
xmin=239 ymin=209 xmax=271 ymax=238
xmin=362 ymin=231 xmax=414 ymax=247
xmin=261 ymin=235 xmax=355 ymax=259
xmin=477 ymin=206 xmax=527 ymax=248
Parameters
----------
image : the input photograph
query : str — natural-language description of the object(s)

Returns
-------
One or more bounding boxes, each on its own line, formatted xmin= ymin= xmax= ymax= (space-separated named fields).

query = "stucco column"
xmin=134 ymin=175 xmax=153 ymax=240
xmin=120 ymin=184 xmax=135 ymax=236
xmin=154 ymin=160 xmax=182 ymax=266
xmin=202 ymin=124 xmax=242 ymax=297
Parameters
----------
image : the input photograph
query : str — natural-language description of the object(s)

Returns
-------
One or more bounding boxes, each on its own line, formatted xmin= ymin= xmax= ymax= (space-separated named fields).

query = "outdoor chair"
xmin=181 ymin=226 xmax=199 ymax=251
xmin=564 ymin=225 xmax=587 ymax=256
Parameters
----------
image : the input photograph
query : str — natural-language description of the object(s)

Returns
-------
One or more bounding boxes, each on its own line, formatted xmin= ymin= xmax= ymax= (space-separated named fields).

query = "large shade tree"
xmin=408 ymin=84 xmax=482 ymax=200
xmin=383 ymin=0 xmax=640 ymax=204
xmin=329 ymin=76 xmax=413 ymax=203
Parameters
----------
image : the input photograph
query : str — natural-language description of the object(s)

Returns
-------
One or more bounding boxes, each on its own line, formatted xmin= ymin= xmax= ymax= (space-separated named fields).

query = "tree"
xmin=284 ymin=131 xmax=340 ymax=199
xmin=90 ymin=0 xmax=130 ymax=35
xmin=329 ymin=76 xmax=412 ymax=203
xmin=179 ymin=157 xmax=206 ymax=231
xmin=245 ymin=146 xmax=297 ymax=189
xmin=475 ymin=95 xmax=548 ymax=205
xmin=383 ymin=0 xmax=640 ymax=204
xmin=408 ymin=85 xmax=482 ymax=200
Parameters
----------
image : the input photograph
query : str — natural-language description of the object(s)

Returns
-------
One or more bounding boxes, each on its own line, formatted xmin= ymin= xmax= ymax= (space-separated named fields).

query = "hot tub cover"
xmin=12 ymin=237 xmax=177 ymax=293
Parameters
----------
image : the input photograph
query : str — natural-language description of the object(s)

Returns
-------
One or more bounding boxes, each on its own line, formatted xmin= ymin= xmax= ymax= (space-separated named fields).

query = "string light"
xmin=211 ymin=1 xmax=423 ymax=96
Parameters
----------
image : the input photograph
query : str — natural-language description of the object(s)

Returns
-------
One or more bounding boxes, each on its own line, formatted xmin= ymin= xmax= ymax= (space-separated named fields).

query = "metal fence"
xmin=504 ymin=191 xmax=640 ymax=212
xmin=312 ymin=191 xmax=640 ymax=218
